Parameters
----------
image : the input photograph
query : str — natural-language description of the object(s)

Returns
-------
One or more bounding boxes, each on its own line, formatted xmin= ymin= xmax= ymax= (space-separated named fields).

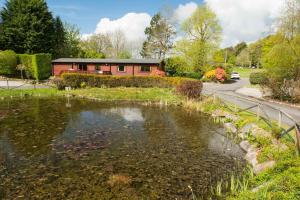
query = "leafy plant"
xmin=249 ymin=72 xmax=268 ymax=85
xmin=0 ymin=50 xmax=17 ymax=75
xmin=176 ymin=80 xmax=203 ymax=99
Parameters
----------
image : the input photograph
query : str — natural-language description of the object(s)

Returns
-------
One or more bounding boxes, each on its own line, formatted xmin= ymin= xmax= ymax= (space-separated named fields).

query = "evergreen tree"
xmin=141 ymin=13 xmax=175 ymax=59
xmin=0 ymin=0 xmax=55 ymax=54
xmin=53 ymin=16 xmax=66 ymax=58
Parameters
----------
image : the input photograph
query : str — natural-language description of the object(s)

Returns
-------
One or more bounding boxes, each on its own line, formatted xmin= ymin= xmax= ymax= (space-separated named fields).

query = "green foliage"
xmin=79 ymin=50 xmax=105 ymax=59
xmin=61 ymin=73 xmax=200 ymax=89
xmin=176 ymin=4 xmax=222 ymax=71
xmin=141 ymin=13 xmax=175 ymax=59
xmin=0 ymin=50 xmax=17 ymax=75
xmin=18 ymin=53 xmax=52 ymax=80
xmin=64 ymin=23 xmax=81 ymax=58
xmin=165 ymin=56 xmax=191 ymax=75
xmin=53 ymin=16 xmax=67 ymax=58
xmin=249 ymin=72 xmax=268 ymax=85
xmin=118 ymin=50 xmax=132 ymax=59
xmin=0 ymin=0 xmax=55 ymax=54
xmin=176 ymin=80 xmax=203 ymax=99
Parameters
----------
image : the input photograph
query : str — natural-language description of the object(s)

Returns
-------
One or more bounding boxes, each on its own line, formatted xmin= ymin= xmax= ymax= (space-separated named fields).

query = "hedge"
xmin=18 ymin=53 xmax=52 ymax=80
xmin=61 ymin=73 xmax=201 ymax=89
xmin=0 ymin=50 xmax=18 ymax=75
xmin=250 ymin=72 xmax=268 ymax=85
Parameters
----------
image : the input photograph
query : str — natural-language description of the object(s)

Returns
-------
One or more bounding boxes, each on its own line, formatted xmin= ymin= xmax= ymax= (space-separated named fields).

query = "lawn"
xmin=0 ymin=87 xmax=181 ymax=103
xmin=232 ymin=67 xmax=264 ymax=78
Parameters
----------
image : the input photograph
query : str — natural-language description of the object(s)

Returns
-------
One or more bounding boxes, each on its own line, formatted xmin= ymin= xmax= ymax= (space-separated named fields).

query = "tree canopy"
xmin=0 ymin=0 xmax=55 ymax=54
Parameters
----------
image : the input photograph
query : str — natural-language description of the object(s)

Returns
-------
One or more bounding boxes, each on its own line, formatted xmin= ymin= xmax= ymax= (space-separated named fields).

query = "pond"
xmin=0 ymin=97 xmax=245 ymax=199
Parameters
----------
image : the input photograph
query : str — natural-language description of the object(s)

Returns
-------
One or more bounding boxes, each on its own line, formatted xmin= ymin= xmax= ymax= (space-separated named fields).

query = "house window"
xmin=95 ymin=64 xmax=101 ymax=71
xmin=141 ymin=66 xmax=151 ymax=72
xmin=118 ymin=65 xmax=125 ymax=72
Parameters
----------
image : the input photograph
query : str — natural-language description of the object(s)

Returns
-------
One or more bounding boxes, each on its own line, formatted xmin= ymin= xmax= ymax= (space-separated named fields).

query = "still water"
xmin=0 ymin=98 xmax=245 ymax=199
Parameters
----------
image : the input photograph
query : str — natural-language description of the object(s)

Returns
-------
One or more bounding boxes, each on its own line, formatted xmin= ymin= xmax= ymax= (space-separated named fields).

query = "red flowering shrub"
xmin=215 ymin=67 xmax=227 ymax=82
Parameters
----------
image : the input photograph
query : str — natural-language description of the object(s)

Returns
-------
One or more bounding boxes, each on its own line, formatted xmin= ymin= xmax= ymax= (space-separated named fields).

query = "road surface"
xmin=203 ymin=78 xmax=300 ymax=126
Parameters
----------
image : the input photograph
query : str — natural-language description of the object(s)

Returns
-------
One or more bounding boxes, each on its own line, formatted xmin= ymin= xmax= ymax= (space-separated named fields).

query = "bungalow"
xmin=52 ymin=58 xmax=165 ymax=76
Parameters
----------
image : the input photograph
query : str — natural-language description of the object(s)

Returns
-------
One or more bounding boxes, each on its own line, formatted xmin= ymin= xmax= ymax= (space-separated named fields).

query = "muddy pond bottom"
xmin=0 ymin=98 xmax=245 ymax=199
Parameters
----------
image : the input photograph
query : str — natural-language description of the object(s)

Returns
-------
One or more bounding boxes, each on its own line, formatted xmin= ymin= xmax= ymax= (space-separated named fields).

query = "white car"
xmin=231 ymin=72 xmax=240 ymax=80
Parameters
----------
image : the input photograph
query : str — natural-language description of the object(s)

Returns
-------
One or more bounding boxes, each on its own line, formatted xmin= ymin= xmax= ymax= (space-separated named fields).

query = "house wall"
xmin=53 ymin=63 xmax=164 ymax=76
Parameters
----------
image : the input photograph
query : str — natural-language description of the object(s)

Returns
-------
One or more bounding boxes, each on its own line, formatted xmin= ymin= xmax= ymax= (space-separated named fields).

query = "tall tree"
xmin=0 ymin=0 xmax=55 ymax=54
xmin=80 ymin=33 xmax=112 ymax=56
xmin=141 ymin=13 xmax=175 ymax=59
xmin=279 ymin=0 xmax=300 ymax=40
xmin=53 ymin=16 xmax=66 ymax=58
xmin=64 ymin=23 xmax=81 ymax=58
xmin=177 ymin=4 xmax=222 ymax=71
xmin=233 ymin=42 xmax=247 ymax=56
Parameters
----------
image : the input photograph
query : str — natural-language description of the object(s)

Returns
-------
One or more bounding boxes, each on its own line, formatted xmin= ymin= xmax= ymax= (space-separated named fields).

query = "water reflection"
xmin=0 ymin=98 xmax=245 ymax=199
xmin=109 ymin=108 xmax=144 ymax=122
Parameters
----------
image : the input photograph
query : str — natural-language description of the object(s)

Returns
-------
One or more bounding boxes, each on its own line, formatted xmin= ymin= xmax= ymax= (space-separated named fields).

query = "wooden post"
xmin=213 ymin=92 xmax=216 ymax=103
xmin=6 ymin=79 xmax=9 ymax=89
xmin=278 ymin=111 xmax=282 ymax=127
xmin=257 ymin=104 xmax=260 ymax=121
xmin=295 ymin=124 xmax=300 ymax=156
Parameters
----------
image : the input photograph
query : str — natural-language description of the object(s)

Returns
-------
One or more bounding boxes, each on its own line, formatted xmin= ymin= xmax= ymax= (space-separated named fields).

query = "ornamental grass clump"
xmin=176 ymin=80 xmax=203 ymax=99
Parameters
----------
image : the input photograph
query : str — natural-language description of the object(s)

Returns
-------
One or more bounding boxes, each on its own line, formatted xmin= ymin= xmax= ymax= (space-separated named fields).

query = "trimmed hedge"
xmin=250 ymin=72 xmax=268 ymax=85
xmin=0 ymin=50 xmax=18 ymax=75
xmin=61 ymin=73 xmax=201 ymax=89
xmin=18 ymin=54 xmax=33 ymax=78
xmin=18 ymin=53 xmax=52 ymax=80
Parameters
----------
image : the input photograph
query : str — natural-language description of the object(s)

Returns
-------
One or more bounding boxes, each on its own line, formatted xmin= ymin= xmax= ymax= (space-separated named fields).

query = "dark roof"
xmin=52 ymin=58 xmax=162 ymax=64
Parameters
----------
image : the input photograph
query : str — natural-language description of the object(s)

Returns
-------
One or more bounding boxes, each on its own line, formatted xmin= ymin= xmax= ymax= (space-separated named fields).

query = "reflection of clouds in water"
xmin=109 ymin=108 xmax=144 ymax=122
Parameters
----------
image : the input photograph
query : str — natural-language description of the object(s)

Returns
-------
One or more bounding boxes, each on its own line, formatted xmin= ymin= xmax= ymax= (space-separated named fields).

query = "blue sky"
xmin=0 ymin=0 xmax=285 ymax=47
xmin=0 ymin=0 xmax=202 ymax=34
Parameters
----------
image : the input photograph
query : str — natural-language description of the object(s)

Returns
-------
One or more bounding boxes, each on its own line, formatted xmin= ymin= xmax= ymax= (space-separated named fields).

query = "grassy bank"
xmin=0 ymin=88 xmax=181 ymax=103
xmin=232 ymin=67 xmax=264 ymax=78
xmin=184 ymin=97 xmax=300 ymax=199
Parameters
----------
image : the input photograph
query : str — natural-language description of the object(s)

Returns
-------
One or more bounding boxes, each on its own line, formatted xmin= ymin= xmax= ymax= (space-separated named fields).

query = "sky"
xmin=0 ymin=0 xmax=285 ymax=47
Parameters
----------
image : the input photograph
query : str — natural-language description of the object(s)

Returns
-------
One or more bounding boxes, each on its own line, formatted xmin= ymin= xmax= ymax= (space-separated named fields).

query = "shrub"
xmin=0 ymin=50 xmax=17 ymax=75
xmin=250 ymin=72 xmax=268 ymax=85
xmin=18 ymin=53 xmax=52 ymax=80
xmin=176 ymin=80 xmax=203 ymax=99
xmin=204 ymin=69 xmax=216 ymax=80
xmin=52 ymin=78 xmax=66 ymax=90
xmin=61 ymin=73 xmax=201 ymax=89
xmin=215 ymin=67 xmax=227 ymax=82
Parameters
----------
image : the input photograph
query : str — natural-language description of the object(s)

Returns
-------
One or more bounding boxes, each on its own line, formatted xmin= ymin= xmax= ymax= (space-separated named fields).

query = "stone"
xmin=253 ymin=161 xmax=276 ymax=175
xmin=251 ymin=126 xmax=272 ymax=138
xmin=224 ymin=123 xmax=237 ymax=133
xmin=211 ymin=109 xmax=226 ymax=118
xmin=224 ymin=113 xmax=239 ymax=122
xmin=240 ymin=141 xmax=252 ymax=152
xmin=245 ymin=150 xmax=258 ymax=167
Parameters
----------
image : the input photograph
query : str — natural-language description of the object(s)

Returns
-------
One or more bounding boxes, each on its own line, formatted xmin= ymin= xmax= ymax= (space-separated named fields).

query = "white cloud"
xmin=173 ymin=2 xmax=198 ymax=23
xmin=94 ymin=13 xmax=151 ymax=42
xmin=205 ymin=0 xmax=285 ymax=47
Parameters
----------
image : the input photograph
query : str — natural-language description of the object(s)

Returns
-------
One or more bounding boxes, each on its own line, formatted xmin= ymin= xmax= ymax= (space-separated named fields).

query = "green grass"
xmin=0 ymin=88 xmax=60 ymax=98
xmin=232 ymin=67 xmax=264 ymax=78
xmin=68 ymin=87 xmax=181 ymax=103
xmin=0 ymin=87 xmax=181 ymax=103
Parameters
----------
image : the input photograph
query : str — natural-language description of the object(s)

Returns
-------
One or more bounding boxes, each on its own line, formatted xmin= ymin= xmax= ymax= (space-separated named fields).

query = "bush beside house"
xmin=60 ymin=73 xmax=202 ymax=89
xmin=0 ymin=50 xmax=18 ymax=75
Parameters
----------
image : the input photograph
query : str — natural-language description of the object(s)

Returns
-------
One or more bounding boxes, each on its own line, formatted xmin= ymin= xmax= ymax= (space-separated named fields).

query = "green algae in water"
xmin=0 ymin=97 xmax=245 ymax=199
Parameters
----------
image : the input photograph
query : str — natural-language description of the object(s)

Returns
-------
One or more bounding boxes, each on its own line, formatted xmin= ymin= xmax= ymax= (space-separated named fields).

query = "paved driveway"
xmin=0 ymin=80 xmax=49 ymax=89
xmin=203 ymin=78 xmax=300 ymax=125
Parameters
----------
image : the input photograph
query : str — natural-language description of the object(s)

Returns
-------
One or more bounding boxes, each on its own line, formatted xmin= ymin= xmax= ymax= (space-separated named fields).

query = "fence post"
xmin=278 ymin=111 xmax=282 ymax=127
xmin=6 ymin=79 xmax=9 ymax=89
xmin=257 ymin=104 xmax=260 ymax=121
xmin=295 ymin=124 xmax=300 ymax=156
xmin=213 ymin=92 xmax=216 ymax=103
